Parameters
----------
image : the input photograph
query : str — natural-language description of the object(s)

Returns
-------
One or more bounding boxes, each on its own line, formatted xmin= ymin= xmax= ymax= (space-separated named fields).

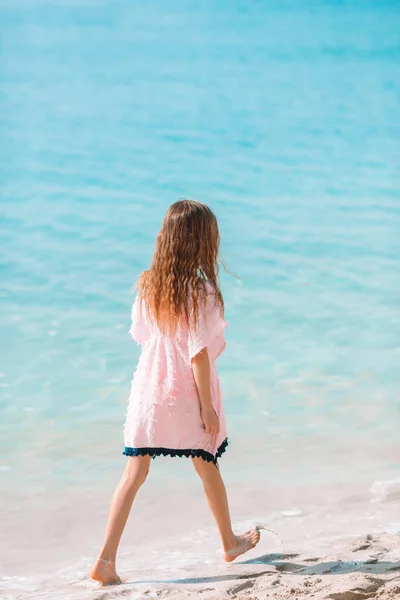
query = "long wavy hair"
xmin=138 ymin=199 xmax=224 ymax=332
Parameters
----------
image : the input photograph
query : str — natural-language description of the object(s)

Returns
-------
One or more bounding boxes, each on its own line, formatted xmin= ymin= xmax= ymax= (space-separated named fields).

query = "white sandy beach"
xmin=2 ymin=472 xmax=399 ymax=600
xmin=116 ymin=534 xmax=400 ymax=600
xmin=126 ymin=533 xmax=399 ymax=600
xmin=3 ymin=529 xmax=399 ymax=599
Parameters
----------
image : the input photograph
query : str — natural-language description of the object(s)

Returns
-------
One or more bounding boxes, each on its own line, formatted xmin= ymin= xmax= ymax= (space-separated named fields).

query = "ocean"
xmin=1 ymin=1 xmax=399 ymax=598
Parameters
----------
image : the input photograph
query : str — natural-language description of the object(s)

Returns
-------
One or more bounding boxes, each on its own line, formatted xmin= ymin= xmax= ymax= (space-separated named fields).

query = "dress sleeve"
xmin=188 ymin=291 xmax=228 ymax=362
xmin=129 ymin=296 xmax=150 ymax=345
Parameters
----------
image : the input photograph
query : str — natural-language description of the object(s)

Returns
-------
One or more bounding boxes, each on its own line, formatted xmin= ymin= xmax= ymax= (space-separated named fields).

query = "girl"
xmin=90 ymin=199 xmax=260 ymax=585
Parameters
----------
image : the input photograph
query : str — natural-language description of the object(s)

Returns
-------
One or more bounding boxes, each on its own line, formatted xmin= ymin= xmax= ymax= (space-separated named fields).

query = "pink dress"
xmin=123 ymin=285 xmax=228 ymax=463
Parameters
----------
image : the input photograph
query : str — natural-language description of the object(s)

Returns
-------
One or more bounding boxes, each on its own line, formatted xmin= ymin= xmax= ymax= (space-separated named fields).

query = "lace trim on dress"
xmin=122 ymin=437 xmax=228 ymax=464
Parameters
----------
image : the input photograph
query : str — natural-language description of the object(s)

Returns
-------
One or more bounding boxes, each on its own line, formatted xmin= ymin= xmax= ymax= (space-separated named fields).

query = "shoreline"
xmin=2 ymin=458 xmax=399 ymax=598
xmin=1 ymin=476 xmax=399 ymax=599
xmin=1 ymin=531 xmax=399 ymax=599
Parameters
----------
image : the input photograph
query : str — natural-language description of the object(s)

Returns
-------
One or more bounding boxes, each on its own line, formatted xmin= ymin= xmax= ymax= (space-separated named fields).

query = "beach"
xmin=1 ymin=1 xmax=399 ymax=597
xmin=2 ymin=458 xmax=400 ymax=598
xmin=2 ymin=497 xmax=400 ymax=598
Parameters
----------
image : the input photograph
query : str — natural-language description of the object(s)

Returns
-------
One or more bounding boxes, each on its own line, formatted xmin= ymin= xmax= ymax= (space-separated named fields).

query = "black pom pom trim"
xmin=123 ymin=437 xmax=228 ymax=464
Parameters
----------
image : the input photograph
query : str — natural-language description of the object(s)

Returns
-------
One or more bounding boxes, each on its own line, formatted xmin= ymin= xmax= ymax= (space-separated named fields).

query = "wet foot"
xmin=224 ymin=528 xmax=261 ymax=563
xmin=90 ymin=558 xmax=122 ymax=585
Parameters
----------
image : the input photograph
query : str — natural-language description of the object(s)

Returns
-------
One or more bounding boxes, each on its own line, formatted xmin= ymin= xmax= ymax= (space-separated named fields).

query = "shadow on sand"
xmin=115 ymin=552 xmax=400 ymax=587
xmin=240 ymin=552 xmax=400 ymax=576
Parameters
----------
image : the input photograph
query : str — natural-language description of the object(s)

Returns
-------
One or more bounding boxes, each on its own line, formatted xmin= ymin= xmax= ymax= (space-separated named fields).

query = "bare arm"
xmin=192 ymin=348 xmax=220 ymax=435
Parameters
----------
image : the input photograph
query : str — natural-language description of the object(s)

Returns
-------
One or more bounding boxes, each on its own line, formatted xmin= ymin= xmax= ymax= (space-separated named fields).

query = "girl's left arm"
xmin=191 ymin=347 xmax=220 ymax=435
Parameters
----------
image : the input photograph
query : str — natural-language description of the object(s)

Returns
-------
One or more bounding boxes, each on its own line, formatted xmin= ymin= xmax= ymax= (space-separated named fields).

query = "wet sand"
xmin=2 ymin=475 xmax=399 ymax=599
xmin=3 ymin=531 xmax=399 ymax=599
xmin=120 ymin=533 xmax=399 ymax=600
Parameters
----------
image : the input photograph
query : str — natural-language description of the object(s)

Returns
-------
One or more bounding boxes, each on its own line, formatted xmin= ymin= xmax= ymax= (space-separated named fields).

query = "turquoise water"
xmin=1 ymin=0 xmax=400 ymax=581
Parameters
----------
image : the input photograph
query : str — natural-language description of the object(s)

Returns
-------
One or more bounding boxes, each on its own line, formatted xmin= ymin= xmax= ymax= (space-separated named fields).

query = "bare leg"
xmin=90 ymin=455 xmax=151 ymax=584
xmin=191 ymin=458 xmax=260 ymax=562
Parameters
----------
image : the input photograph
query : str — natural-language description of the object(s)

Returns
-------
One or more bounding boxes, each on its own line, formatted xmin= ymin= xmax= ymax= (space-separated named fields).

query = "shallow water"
xmin=1 ymin=0 xmax=399 ymax=595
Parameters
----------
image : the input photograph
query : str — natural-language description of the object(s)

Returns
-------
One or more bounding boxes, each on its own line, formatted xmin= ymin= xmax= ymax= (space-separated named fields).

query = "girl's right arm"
xmin=191 ymin=348 xmax=220 ymax=435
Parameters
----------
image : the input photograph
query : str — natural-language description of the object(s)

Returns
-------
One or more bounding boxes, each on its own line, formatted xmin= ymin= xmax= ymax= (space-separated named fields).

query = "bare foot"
xmin=224 ymin=528 xmax=261 ymax=563
xmin=90 ymin=558 xmax=122 ymax=585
